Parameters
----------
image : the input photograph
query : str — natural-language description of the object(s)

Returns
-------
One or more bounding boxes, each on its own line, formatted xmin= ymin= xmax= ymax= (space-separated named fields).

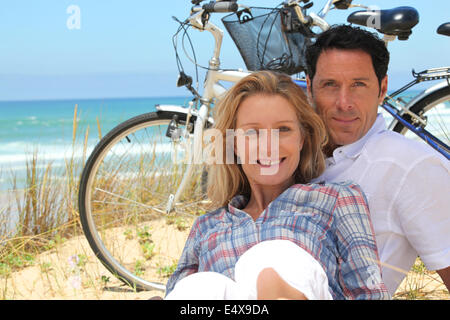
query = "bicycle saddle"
xmin=437 ymin=22 xmax=450 ymax=36
xmin=347 ymin=6 xmax=419 ymax=40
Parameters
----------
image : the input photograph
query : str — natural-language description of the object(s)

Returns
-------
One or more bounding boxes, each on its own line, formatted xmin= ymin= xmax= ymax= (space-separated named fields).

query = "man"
xmin=305 ymin=24 xmax=450 ymax=297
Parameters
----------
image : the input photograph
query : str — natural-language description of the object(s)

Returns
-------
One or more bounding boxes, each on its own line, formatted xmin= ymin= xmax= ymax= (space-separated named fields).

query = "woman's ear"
xmin=299 ymin=134 xmax=305 ymax=150
xmin=306 ymin=76 xmax=314 ymax=103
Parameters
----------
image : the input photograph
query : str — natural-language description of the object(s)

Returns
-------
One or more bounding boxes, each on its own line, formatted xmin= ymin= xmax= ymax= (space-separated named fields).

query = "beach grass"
xmin=0 ymin=105 xmax=208 ymax=299
xmin=0 ymin=106 xmax=448 ymax=300
xmin=0 ymin=105 xmax=87 ymax=283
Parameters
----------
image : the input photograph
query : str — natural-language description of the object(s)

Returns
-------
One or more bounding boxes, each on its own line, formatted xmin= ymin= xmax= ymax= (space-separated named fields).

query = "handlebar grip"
xmin=203 ymin=1 xmax=238 ymax=13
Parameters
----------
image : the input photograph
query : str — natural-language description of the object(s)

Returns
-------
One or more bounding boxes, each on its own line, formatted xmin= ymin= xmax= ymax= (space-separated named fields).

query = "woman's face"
xmin=234 ymin=94 xmax=304 ymax=191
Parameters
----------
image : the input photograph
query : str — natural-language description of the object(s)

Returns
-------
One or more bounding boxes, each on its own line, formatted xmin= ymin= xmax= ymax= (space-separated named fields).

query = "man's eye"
xmin=323 ymin=81 xmax=336 ymax=87
xmin=353 ymin=81 xmax=366 ymax=87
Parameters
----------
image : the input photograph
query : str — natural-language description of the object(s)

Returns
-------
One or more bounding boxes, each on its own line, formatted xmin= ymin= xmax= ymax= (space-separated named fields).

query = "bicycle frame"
xmin=164 ymin=70 xmax=249 ymax=213
xmin=162 ymin=10 xmax=251 ymax=213
xmin=382 ymin=101 xmax=449 ymax=160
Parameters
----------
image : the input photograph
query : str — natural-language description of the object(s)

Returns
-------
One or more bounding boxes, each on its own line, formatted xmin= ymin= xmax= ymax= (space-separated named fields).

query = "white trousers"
xmin=165 ymin=240 xmax=333 ymax=300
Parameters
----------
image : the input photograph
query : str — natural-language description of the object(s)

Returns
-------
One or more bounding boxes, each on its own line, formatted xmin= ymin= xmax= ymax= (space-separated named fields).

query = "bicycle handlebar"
xmin=202 ymin=1 xmax=238 ymax=13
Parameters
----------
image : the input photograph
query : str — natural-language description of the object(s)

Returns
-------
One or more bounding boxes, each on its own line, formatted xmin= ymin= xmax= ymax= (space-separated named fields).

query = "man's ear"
xmin=378 ymin=75 xmax=388 ymax=104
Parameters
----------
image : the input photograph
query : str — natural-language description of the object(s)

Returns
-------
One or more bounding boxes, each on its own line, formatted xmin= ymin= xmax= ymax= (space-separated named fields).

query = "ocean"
xmin=0 ymin=96 xmax=192 ymax=191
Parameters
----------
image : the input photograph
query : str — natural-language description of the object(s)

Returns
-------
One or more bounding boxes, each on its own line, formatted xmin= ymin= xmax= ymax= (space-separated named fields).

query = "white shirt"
xmin=313 ymin=113 xmax=450 ymax=296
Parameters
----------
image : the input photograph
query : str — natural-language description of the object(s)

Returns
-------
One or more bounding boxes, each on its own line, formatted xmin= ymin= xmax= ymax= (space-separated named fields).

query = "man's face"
xmin=307 ymin=49 xmax=387 ymax=147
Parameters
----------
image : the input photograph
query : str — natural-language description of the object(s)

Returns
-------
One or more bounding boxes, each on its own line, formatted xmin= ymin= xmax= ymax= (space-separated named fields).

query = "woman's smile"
xmin=257 ymin=157 xmax=285 ymax=168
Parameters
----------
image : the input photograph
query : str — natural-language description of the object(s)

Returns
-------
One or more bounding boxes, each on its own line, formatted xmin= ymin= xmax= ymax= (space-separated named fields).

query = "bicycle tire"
xmin=78 ymin=110 xmax=210 ymax=292
xmin=393 ymin=85 xmax=450 ymax=152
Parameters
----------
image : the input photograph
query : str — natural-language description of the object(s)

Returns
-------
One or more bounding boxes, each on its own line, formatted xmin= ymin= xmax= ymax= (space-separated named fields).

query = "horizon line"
xmin=0 ymin=95 xmax=192 ymax=103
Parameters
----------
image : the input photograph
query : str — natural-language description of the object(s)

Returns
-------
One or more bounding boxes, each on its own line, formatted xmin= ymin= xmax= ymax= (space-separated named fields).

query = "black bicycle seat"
xmin=347 ymin=6 xmax=419 ymax=40
xmin=437 ymin=22 xmax=450 ymax=36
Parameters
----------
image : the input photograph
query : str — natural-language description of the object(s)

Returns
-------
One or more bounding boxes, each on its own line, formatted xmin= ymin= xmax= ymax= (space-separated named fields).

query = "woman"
xmin=165 ymin=71 xmax=389 ymax=300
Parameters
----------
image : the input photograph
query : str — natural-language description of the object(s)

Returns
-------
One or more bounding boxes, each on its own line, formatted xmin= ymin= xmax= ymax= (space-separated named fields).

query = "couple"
xmin=165 ymin=25 xmax=450 ymax=300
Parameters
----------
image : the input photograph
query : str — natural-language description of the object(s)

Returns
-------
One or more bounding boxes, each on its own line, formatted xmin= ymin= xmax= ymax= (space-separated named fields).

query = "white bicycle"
xmin=78 ymin=0 xmax=450 ymax=291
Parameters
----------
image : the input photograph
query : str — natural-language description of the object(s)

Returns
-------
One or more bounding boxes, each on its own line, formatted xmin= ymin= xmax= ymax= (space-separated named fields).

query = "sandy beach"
xmin=0 ymin=232 xmax=164 ymax=300
xmin=1 ymin=176 xmax=448 ymax=299
xmin=1 ymin=229 xmax=448 ymax=300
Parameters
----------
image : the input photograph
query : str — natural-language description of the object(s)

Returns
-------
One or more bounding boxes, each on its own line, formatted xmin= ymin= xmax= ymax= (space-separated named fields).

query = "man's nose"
xmin=336 ymin=87 xmax=354 ymax=111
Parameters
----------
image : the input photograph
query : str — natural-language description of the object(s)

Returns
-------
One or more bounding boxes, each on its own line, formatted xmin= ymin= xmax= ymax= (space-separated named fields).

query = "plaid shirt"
xmin=166 ymin=182 xmax=389 ymax=299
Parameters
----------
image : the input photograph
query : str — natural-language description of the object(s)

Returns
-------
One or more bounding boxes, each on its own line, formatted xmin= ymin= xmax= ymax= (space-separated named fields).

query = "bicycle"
xmin=77 ymin=0 xmax=450 ymax=292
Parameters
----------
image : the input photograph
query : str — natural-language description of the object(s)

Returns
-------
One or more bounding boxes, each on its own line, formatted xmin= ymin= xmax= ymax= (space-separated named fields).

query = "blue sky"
xmin=0 ymin=0 xmax=448 ymax=101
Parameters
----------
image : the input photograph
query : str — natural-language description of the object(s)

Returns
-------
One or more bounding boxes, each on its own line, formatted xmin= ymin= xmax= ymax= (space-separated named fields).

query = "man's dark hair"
xmin=305 ymin=25 xmax=390 ymax=86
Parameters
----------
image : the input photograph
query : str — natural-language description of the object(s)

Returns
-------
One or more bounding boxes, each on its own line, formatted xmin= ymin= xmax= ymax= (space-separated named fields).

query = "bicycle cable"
xmin=172 ymin=16 xmax=201 ymax=96
xmin=173 ymin=13 xmax=249 ymax=74
xmin=173 ymin=6 xmax=303 ymax=85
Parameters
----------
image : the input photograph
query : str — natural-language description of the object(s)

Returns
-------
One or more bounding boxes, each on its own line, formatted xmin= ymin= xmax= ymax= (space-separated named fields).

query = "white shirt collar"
xmin=331 ymin=113 xmax=387 ymax=161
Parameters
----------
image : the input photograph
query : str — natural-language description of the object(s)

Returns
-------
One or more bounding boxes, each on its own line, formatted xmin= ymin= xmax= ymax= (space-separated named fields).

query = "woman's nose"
xmin=258 ymin=129 xmax=279 ymax=159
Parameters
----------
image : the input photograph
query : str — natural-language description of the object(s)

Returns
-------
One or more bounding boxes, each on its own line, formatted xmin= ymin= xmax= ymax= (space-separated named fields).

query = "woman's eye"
xmin=279 ymin=126 xmax=291 ymax=132
xmin=244 ymin=129 xmax=258 ymax=136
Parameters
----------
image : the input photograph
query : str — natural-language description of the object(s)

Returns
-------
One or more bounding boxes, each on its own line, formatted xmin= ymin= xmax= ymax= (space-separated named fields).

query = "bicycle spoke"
xmin=397 ymin=88 xmax=450 ymax=155
xmin=93 ymin=187 xmax=166 ymax=213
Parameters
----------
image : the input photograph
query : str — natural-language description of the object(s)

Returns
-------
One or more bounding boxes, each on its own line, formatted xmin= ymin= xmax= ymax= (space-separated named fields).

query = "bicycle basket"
xmin=222 ymin=7 xmax=312 ymax=75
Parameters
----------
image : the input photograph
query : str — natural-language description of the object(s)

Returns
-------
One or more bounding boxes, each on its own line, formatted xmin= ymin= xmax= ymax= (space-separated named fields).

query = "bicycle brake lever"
xmin=177 ymin=72 xmax=201 ymax=99
xmin=177 ymin=72 xmax=193 ymax=87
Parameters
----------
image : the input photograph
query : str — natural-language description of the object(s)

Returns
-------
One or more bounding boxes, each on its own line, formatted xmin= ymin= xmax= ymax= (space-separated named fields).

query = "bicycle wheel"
xmin=393 ymin=85 xmax=450 ymax=152
xmin=78 ymin=110 xmax=210 ymax=292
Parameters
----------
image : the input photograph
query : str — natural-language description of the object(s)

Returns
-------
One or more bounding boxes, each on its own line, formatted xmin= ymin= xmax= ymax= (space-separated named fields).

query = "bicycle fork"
xmin=165 ymin=103 xmax=209 ymax=214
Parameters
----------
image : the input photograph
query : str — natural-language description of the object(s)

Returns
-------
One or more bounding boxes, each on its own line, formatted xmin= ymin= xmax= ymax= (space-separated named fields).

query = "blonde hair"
xmin=207 ymin=71 xmax=328 ymax=207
